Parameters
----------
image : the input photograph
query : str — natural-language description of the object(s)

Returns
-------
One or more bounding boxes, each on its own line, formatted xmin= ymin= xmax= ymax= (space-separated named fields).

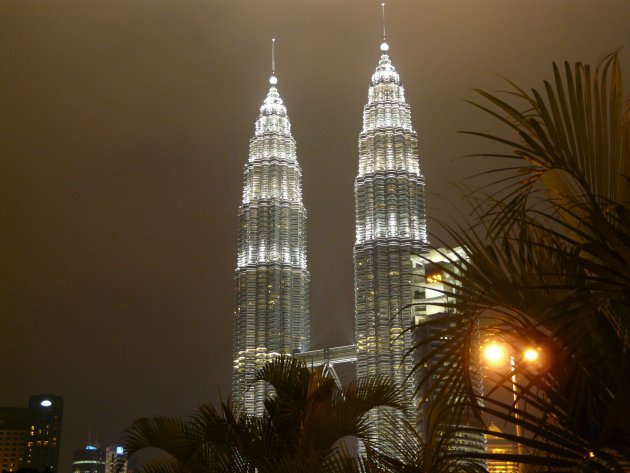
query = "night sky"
xmin=1 ymin=1 xmax=628 ymax=471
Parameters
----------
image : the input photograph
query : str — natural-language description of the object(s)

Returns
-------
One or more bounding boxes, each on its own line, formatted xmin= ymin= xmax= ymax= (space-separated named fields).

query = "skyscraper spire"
xmin=380 ymin=2 xmax=390 ymax=53
xmin=270 ymin=38 xmax=277 ymax=83
xmin=232 ymin=42 xmax=310 ymax=415
xmin=381 ymin=2 xmax=387 ymax=43
xmin=353 ymin=3 xmax=427 ymax=442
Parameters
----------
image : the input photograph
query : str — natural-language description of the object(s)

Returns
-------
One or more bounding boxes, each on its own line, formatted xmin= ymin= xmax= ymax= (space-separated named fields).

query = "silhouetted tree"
xmin=413 ymin=51 xmax=630 ymax=471
xmin=122 ymin=356 xmax=420 ymax=473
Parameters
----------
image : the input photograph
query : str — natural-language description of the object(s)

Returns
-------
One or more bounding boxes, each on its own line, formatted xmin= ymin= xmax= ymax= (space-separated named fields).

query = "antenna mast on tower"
xmin=270 ymin=38 xmax=278 ymax=85
xmin=381 ymin=2 xmax=387 ymax=42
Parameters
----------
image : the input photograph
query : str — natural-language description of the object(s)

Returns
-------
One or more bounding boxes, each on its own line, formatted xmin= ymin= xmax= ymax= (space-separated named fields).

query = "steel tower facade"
xmin=232 ymin=71 xmax=310 ymax=415
xmin=354 ymin=40 xmax=428 ymax=431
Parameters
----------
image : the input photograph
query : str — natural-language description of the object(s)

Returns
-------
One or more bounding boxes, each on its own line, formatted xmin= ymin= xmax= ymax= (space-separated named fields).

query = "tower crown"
xmin=371 ymin=52 xmax=400 ymax=86
xmin=362 ymin=47 xmax=413 ymax=138
xmin=255 ymin=85 xmax=290 ymax=136
xmin=355 ymin=36 xmax=425 ymax=242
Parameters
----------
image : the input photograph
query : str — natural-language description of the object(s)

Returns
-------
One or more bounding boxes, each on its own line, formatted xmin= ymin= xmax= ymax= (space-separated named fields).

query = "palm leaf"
xmin=415 ymin=52 xmax=630 ymax=470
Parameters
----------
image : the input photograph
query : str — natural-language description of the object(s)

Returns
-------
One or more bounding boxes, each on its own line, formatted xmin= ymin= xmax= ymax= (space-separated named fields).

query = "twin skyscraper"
xmin=232 ymin=25 xmax=428 ymax=427
xmin=232 ymin=40 xmax=311 ymax=414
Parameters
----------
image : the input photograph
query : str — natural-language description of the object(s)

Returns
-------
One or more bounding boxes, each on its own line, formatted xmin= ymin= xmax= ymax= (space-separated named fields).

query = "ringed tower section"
xmin=353 ymin=23 xmax=428 ymax=426
xmin=232 ymin=41 xmax=310 ymax=415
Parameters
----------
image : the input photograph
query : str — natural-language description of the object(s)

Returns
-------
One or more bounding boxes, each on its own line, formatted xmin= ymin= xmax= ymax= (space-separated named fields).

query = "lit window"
xmin=426 ymin=273 xmax=443 ymax=284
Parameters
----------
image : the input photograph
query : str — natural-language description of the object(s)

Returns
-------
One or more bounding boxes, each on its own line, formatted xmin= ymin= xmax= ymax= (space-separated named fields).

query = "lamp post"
xmin=482 ymin=342 xmax=541 ymax=473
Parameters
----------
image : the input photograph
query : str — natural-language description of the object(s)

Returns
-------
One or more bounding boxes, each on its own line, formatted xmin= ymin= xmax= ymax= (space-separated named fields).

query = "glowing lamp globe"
xmin=483 ymin=343 xmax=507 ymax=365
xmin=523 ymin=348 xmax=539 ymax=362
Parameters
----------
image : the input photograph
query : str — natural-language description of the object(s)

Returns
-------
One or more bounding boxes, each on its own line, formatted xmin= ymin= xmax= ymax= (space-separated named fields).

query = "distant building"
xmin=104 ymin=446 xmax=127 ymax=473
xmin=0 ymin=408 xmax=28 ymax=473
xmin=411 ymin=249 xmax=486 ymax=458
xmin=71 ymin=444 xmax=105 ymax=473
xmin=0 ymin=395 xmax=63 ymax=473
xmin=23 ymin=395 xmax=63 ymax=472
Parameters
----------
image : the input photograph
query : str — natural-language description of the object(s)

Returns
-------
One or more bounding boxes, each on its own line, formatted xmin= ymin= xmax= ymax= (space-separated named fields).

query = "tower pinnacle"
xmin=380 ymin=2 xmax=389 ymax=52
xmin=270 ymin=38 xmax=277 ymax=85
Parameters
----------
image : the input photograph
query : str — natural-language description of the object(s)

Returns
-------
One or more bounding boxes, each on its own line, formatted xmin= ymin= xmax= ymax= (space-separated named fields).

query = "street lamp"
xmin=482 ymin=342 xmax=542 ymax=473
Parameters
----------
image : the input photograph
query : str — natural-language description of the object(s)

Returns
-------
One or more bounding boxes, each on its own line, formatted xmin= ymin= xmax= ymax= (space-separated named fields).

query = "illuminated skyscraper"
xmin=72 ymin=444 xmax=105 ymax=473
xmin=232 ymin=44 xmax=310 ymax=415
xmin=104 ymin=445 xmax=128 ymax=473
xmin=354 ymin=33 xmax=428 ymax=434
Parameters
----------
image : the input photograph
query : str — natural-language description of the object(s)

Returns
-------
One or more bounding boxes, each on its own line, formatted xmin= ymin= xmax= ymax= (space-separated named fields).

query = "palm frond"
xmin=416 ymin=51 xmax=630 ymax=469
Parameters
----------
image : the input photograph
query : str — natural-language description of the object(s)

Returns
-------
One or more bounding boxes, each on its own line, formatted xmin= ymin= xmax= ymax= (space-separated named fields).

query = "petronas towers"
xmin=354 ymin=39 xmax=427 ymax=427
xmin=232 ymin=27 xmax=426 ymax=421
xmin=232 ymin=69 xmax=310 ymax=415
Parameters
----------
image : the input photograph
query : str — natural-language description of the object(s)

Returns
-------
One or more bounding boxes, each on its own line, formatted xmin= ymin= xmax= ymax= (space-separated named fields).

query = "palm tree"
xmin=121 ymin=356 xmax=414 ymax=473
xmin=412 ymin=51 xmax=630 ymax=471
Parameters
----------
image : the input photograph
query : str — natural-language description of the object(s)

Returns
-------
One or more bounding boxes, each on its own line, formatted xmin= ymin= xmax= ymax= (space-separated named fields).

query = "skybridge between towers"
xmin=296 ymin=344 xmax=358 ymax=365
xmin=295 ymin=344 xmax=358 ymax=389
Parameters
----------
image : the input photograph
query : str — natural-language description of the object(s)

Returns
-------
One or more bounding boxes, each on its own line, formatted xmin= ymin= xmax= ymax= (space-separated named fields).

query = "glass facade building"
xmin=232 ymin=73 xmax=310 ymax=415
xmin=354 ymin=40 xmax=428 ymax=437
